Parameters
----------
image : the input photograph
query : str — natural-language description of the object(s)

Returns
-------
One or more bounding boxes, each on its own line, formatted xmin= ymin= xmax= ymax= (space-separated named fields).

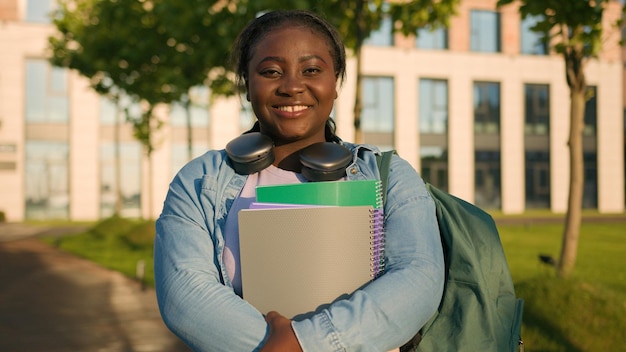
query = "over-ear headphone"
xmin=225 ymin=132 xmax=352 ymax=181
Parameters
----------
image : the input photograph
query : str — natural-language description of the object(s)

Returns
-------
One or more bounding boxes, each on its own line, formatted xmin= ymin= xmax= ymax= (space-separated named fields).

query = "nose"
xmin=277 ymin=73 xmax=305 ymax=96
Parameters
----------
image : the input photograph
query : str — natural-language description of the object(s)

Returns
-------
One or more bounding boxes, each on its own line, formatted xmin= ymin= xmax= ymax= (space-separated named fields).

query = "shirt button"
xmin=349 ymin=167 xmax=358 ymax=175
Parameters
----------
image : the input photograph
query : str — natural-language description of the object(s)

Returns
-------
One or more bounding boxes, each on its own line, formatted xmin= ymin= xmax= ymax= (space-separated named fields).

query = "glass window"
xmin=419 ymin=79 xmax=448 ymax=190
xmin=25 ymin=141 xmax=69 ymax=220
xmin=524 ymin=83 xmax=551 ymax=209
xmin=584 ymin=86 xmax=597 ymax=136
xmin=100 ymin=97 xmax=119 ymax=125
xmin=525 ymin=151 xmax=551 ymax=209
xmin=171 ymin=143 xmax=209 ymax=177
xmin=473 ymin=82 xmax=500 ymax=134
xmin=474 ymin=151 xmax=501 ymax=209
xmin=25 ymin=59 xmax=69 ymax=123
xmin=361 ymin=77 xmax=395 ymax=150
xmin=582 ymin=86 xmax=598 ymax=209
xmin=521 ymin=15 xmax=548 ymax=55
xmin=420 ymin=146 xmax=448 ymax=191
xmin=26 ymin=0 xmax=53 ymax=23
xmin=100 ymin=142 xmax=142 ymax=218
xmin=50 ymin=65 xmax=67 ymax=92
xmin=365 ymin=16 xmax=393 ymax=47
xmin=100 ymin=94 xmax=142 ymax=125
xmin=362 ymin=77 xmax=394 ymax=132
xmin=583 ymin=152 xmax=598 ymax=209
xmin=416 ymin=26 xmax=448 ymax=50
xmin=419 ymin=79 xmax=448 ymax=134
xmin=170 ymin=85 xmax=210 ymax=127
xmin=474 ymin=81 xmax=501 ymax=209
xmin=524 ymin=84 xmax=550 ymax=135
xmin=470 ymin=10 xmax=501 ymax=53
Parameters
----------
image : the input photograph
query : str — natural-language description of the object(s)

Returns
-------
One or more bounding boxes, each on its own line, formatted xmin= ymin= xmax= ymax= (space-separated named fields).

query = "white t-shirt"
xmin=223 ymin=165 xmax=308 ymax=296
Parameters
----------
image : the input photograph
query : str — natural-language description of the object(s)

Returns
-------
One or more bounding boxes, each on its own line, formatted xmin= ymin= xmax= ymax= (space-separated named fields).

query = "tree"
xmin=496 ymin=0 xmax=623 ymax=278
xmin=49 ymin=0 xmax=250 ymax=217
xmin=48 ymin=0 xmax=462 ymax=216
xmin=49 ymin=0 xmax=130 ymax=216
xmin=49 ymin=0 xmax=186 ymax=218
xmin=150 ymin=0 xmax=247 ymax=161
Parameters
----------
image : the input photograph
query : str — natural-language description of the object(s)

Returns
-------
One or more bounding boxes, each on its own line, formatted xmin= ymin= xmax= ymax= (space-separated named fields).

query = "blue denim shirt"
xmin=154 ymin=143 xmax=444 ymax=352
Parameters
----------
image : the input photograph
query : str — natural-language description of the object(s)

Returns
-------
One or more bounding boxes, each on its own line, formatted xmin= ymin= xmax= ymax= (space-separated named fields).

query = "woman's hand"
xmin=260 ymin=311 xmax=303 ymax=352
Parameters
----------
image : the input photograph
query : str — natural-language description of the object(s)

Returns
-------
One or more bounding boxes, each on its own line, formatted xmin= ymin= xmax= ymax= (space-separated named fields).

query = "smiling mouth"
xmin=275 ymin=105 xmax=310 ymax=112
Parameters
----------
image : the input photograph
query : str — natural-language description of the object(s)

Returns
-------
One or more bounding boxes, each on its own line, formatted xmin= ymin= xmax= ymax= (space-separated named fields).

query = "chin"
xmin=262 ymin=124 xmax=323 ymax=144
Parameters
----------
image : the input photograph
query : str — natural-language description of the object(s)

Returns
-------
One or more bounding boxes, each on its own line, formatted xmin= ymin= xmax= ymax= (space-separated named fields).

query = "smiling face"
xmin=246 ymin=25 xmax=338 ymax=147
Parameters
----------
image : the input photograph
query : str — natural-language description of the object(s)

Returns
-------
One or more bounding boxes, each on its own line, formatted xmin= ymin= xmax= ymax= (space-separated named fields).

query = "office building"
xmin=0 ymin=0 xmax=624 ymax=221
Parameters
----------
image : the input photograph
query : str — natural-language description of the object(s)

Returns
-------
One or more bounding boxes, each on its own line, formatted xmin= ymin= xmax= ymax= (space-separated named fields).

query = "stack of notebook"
xmin=238 ymin=179 xmax=385 ymax=319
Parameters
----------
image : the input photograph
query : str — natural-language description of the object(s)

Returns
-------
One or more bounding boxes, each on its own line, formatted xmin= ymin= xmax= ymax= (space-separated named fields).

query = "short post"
xmin=136 ymin=259 xmax=146 ymax=291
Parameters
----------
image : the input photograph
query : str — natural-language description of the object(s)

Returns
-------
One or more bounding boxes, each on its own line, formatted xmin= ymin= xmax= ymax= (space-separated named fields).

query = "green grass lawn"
xmin=42 ymin=215 xmax=626 ymax=351
xmin=498 ymin=220 xmax=626 ymax=351
xmin=41 ymin=216 xmax=157 ymax=287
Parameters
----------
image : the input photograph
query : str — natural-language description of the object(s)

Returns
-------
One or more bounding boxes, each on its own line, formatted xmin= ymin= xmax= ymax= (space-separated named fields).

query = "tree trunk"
xmin=353 ymin=50 xmax=364 ymax=144
xmin=147 ymin=149 xmax=154 ymax=220
xmin=145 ymin=108 xmax=155 ymax=220
xmin=136 ymin=106 xmax=156 ymax=220
xmin=557 ymin=50 xmax=586 ymax=278
xmin=185 ymin=97 xmax=193 ymax=161
xmin=353 ymin=0 xmax=365 ymax=144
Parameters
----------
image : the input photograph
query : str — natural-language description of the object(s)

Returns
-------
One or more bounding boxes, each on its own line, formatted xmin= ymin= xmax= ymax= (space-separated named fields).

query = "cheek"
xmin=320 ymin=85 xmax=338 ymax=103
xmin=247 ymin=81 xmax=266 ymax=104
xmin=321 ymin=79 xmax=339 ymax=101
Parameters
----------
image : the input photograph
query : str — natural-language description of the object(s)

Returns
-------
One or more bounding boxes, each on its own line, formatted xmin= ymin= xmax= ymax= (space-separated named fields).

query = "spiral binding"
xmin=370 ymin=181 xmax=385 ymax=279
xmin=374 ymin=181 xmax=384 ymax=210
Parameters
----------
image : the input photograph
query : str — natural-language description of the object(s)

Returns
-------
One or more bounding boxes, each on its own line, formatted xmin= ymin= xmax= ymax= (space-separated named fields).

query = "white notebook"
xmin=238 ymin=205 xmax=383 ymax=319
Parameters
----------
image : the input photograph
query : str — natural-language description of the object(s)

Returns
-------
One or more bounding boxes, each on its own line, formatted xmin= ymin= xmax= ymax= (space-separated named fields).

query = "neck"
xmin=272 ymin=141 xmax=313 ymax=173
xmin=273 ymin=132 xmax=333 ymax=172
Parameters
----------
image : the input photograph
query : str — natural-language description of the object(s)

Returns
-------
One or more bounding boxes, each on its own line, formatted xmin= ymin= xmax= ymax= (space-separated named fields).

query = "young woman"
xmin=154 ymin=10 xmax=444 ymax=352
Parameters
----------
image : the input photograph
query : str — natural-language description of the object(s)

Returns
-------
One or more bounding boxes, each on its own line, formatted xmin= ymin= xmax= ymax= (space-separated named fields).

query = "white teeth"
xmin=277 ymin=105 xmax=308 ymax=112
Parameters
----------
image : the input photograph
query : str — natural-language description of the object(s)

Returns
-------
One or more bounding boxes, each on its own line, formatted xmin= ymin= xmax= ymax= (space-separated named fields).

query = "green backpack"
xmin=376 ymin=151 xmax=524 ymax=352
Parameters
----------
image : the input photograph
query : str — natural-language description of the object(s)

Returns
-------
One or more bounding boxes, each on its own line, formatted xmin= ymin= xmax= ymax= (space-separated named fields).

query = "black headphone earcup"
xmin=300 ymin=142 xmax=352 ymax=181
xmin=226 ymin=132 xmax=275 ymax=175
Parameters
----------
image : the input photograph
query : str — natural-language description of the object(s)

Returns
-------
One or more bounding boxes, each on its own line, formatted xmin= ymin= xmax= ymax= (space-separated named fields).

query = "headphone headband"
xmin=225 ymin=132 xmax=351 ymax=181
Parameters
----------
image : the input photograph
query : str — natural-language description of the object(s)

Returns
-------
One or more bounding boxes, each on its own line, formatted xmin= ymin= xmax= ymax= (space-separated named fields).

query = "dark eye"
xmin=303 ymin=67 xmax=321 ymax=75
xmin=260 ymin=68 xmax=281 ymax=78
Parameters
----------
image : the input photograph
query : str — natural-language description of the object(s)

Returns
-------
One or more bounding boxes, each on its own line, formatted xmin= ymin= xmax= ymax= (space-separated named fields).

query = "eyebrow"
xmin=258 ymin=54 xmax=328 ymax=65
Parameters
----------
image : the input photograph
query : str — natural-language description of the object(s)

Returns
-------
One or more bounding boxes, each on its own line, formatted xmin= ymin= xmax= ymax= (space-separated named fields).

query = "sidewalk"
xmin=0 ymin=224 xmax=190 ymax=352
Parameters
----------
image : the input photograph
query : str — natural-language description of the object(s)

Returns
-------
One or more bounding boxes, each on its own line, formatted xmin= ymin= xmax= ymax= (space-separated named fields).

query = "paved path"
xmin=0 ymin=224 xmax=190 ymax=352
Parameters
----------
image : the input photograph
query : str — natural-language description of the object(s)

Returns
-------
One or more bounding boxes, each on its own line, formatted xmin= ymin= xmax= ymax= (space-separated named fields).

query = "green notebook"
xmin=255 ymin=179 xmax=383 ymax=209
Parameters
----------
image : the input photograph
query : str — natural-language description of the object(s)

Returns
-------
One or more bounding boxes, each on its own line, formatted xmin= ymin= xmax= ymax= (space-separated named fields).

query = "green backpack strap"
xmin=375 ymin=150 xmax=396 ymax=206
xmin=376 ymin=150 xmax=425 ymax=351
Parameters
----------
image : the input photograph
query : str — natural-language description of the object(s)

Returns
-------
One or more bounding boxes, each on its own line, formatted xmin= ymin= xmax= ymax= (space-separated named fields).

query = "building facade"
xmin=0 ymin=0 xmax=624 ymax=222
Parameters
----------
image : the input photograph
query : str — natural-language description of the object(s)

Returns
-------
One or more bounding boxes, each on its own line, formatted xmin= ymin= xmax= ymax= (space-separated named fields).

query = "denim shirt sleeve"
xmin=292 ymin=147 xmax=445 ymax=352
xmin=154 ymin=151 xmax=269 ymax=351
